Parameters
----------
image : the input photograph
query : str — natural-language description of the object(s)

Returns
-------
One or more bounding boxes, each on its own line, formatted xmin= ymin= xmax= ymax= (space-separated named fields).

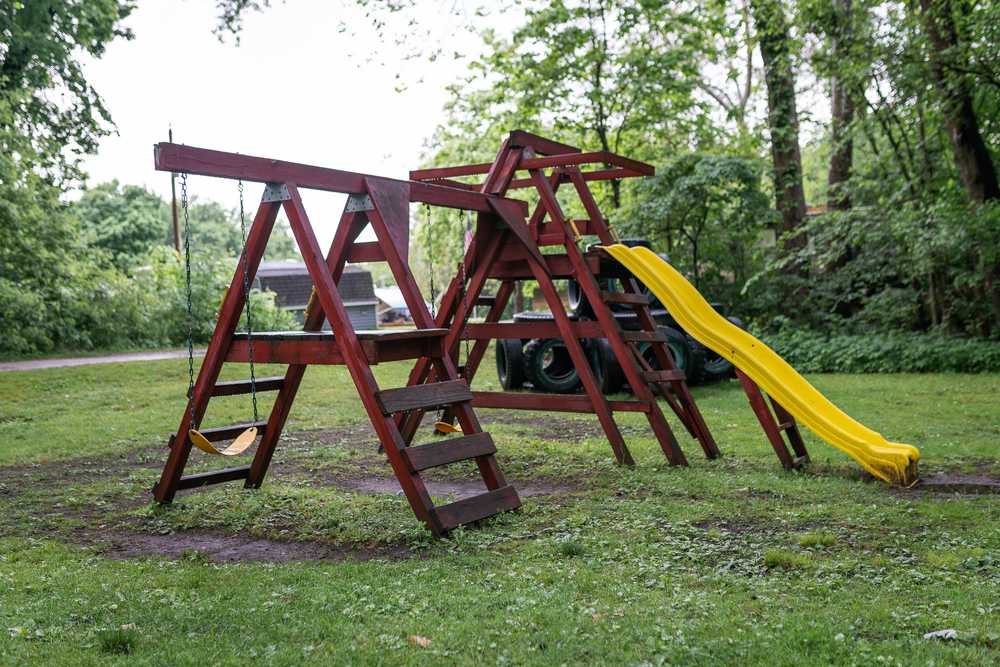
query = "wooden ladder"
xmin=396 ymin=134 xmax=719 ymax=467
xmin=153 ymin=172 xmax=520 ymax=535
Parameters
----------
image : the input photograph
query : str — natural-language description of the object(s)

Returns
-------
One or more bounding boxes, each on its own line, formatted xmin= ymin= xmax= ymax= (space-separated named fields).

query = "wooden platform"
xmin=226 ymin=329 xmax=447 ymax=365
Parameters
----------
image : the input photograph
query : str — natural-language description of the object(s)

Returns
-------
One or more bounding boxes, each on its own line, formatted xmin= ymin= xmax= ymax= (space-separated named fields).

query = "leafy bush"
xmin=760 ymin=324 xmax=1000 ymax=373
xmin=0 ymin=246 xmax=295 ymax=356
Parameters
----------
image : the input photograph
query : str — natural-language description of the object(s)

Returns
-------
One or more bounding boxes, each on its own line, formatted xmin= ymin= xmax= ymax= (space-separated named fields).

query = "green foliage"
xmin=74 ymin=180 xmax=169 ymax=271
xmin=97 ymin=627 xmax=137 ymax=655
xmin=763 ymin=548 xmax=813 ymax=570
xmin=624 ymin=153 xmax=774 ymax=307
xmin=762 ymin=325 xmax=1000 ymax=373
xmin=0 ymin=0 xmax=133 ymax=185
xmin=0 ymin=244 xmax=294 ymax=355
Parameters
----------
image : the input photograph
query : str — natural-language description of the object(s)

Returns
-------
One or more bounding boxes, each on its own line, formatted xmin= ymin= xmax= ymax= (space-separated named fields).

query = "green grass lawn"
xmin=0 ymin=357 xmax=997 ymax=665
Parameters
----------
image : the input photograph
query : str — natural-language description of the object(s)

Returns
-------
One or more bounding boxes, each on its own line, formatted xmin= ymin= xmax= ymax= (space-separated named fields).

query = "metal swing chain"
xmin=237 ymin=179 xmax=259 ymax=423
xmin=461 ymin=209 xmax=472 ymax=364
xmin=181 ymin=173 xmax=198 ymax=426
xmin=425 ymin=204 xmax=436 ymax=318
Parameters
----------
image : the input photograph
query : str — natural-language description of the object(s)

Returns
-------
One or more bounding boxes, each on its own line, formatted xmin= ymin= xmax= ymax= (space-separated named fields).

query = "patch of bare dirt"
xmin=913 ymin=474 xmax=1000 ymax=495
xmin=479 ymin=412 xmax=606 ymax=442
xmin=333 ymin=476 xmax=574 ymax=499
xmin=94 ymin=530 xmax=414 ymax=563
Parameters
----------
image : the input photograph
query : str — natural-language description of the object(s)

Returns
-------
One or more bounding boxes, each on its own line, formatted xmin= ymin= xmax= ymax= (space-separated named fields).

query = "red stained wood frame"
xmin=398 ymin=132 xmax=723 ymax=471
xmin=153 ymin=198 xmax=281 ymax=502
xmin=736 ymin=370 xmax=809 ymax=469
xmin=153 ymin=142 xmax=528 ymax=216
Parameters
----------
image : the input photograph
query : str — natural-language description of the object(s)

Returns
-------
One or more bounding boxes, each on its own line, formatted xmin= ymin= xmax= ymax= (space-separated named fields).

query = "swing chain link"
xmin=181 ymin=172 xmax=197 ymax=426
xmin=237 ymin=179 xmax=259 ymax=423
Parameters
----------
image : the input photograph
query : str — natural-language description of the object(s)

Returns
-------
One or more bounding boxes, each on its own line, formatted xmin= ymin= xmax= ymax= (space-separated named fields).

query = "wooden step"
xmin=432 ymin=485 xmax=521 ymax=531
xmin=188 ymin=376 xmax=285 ymax=398
xmin=376 ymin=380 xmax=473 ymax=415
xmin=176 ymin=465 xmax=251 ymax=490
xmin=621 ymin=330 xmax=667 ymax=343
xmin=197 ymin=420 xmax=268 ymax=442
xmin=601 ymin=290 xmax=649 ymax=305
xmin=402 ymin=432 xmax=496 ymax=471
xmin=641 ymin=369 xmax=686 ymax=383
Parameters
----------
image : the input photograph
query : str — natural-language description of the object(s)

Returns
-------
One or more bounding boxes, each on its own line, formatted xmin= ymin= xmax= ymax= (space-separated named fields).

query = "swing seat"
xmin=190 ymin=426 xmax=258 ymax=456
xmin=434 ymin=421 xmax=462 ymax=434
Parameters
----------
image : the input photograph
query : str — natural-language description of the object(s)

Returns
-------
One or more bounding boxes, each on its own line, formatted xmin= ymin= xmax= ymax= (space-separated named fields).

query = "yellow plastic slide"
xmin=603 ymin=244 xmax=920 ymax=485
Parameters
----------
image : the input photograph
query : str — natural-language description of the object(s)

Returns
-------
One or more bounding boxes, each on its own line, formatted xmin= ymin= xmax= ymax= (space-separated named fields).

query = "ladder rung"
xmin=189 ymin=376 xmax=285 ymax=398
xmin=403 ymin=432 xmax=496 ymax=471
xmin=778 ymin=421 xmax=796 ymax=432
xmin=621 ymin=330 xmax=667 ymax=343
xmin=432 ymin=485 xmax=521 ymax=531
xmin=376 ymin=380 xmax=473 ymax=415
xmin=176 ymin=465 xmax=251 ymax=490
xmin=642 ymin=369 xmax=686 ymax=383
xmin=197 ymin=420 xmax=268 ymax=442
xmin=601 ymin=290 xmax=649 ymax=305
xmin=476 ymin=295 xmax=497 ymax=307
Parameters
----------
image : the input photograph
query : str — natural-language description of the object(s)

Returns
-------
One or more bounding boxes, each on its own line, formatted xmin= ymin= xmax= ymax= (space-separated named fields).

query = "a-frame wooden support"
xmin=397 ymin=131 xmax=720 ymax=467
xmin=736 ymin=371 xmax=810 ymax=470
xmin=151 ymin=144 xmax=525 ymax=535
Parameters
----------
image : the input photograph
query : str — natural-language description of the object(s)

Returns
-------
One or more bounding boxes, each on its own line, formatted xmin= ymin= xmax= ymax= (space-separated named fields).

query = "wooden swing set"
xmin=153 ymin=131 xmax=809 ymax=536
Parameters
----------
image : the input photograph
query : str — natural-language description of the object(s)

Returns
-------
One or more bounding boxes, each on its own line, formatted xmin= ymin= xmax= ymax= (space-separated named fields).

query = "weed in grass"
xmin=763 ymin=548 xmax=813 ymax=570
xmin=797 ymin=531 xmax=837 ymax=548
xmin=97 ymin=627 xmax=137 ymax=655
xmin=557 ymin=539 xmax=586 ymax=557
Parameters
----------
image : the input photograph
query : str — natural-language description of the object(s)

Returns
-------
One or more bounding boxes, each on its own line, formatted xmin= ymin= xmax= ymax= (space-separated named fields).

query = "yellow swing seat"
xmin=189 ymin=426 xmax=258 ymax=456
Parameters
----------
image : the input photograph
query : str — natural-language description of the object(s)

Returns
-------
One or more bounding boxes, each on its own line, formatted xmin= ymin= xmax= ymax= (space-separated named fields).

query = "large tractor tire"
xmin=495 ymin=338 xmax=526 ymax=390
xmin=590 ymin=338 xmax=625 ymax=394
xmin=632 ymin=326 xmax=700 ymax=388
xmin=692 ymin=316 xmax=743 ymax=383
xmin=522 ymin=337 xmax=582 ymax=393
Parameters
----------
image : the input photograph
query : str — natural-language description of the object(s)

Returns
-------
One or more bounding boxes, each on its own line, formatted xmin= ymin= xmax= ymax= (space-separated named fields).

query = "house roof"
xmin=257 ymin=260 xmax=364 ymax=278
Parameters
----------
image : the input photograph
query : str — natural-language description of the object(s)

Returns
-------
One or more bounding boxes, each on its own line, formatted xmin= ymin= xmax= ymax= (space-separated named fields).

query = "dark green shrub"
xmin=760 ymin=325 xmax=1000 ymax=373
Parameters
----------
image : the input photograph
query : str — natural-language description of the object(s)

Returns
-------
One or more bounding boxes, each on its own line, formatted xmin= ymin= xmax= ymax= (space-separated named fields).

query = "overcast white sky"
xmin=81 ymin=0 xmax=510 ymax=250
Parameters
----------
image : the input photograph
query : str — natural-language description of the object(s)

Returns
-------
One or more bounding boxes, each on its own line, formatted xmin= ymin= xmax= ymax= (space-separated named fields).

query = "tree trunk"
xmin=827 ymin=0 xmax=854 ymax=211
xmin=919 ymin=0 xmax=1000 ymax=203
xmin=919 ymin=0 xmax=1000 ymax=333
xmin=750 ymin=0 xmax=807 ymax=255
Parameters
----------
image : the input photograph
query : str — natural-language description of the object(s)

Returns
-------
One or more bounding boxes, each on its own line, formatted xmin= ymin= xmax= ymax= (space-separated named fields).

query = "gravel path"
xmin=0 ymin=349 xmax=204 ymax=372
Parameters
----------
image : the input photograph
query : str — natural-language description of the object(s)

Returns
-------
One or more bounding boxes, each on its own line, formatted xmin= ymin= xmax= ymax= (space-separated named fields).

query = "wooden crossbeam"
xmin=153 ymin=143 xmax=528 ymax=215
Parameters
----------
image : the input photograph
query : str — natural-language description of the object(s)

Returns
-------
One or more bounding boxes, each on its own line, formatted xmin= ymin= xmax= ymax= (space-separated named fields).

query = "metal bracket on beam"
xmin=345 ymin=193 xmax=374 ymax=212
xmin=261 ymin=182 xmax=291 ymax=202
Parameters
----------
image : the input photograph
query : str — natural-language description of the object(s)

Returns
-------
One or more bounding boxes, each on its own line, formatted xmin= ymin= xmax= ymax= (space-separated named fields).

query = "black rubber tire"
xmin=588 ymin=338 xmax=625 ymax=394
xmin=636 ymin=326 xmax=695 ymax=381
xmin=567 ymin=279 xmax=595 ymax=318
xmin=495 ymin=338 xmax=526 ymax=390
xmin=694 ymin=316 xmax=744 ymax=382
xmin=523 ymin=338 xmax=582 ymax=393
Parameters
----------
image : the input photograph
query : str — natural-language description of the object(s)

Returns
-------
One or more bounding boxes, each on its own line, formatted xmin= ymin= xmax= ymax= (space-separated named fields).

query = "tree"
xmin=917 ymin=0 xmax=999 ymax=204
xmin=826 ymin=0 xmax=856 ymax=211
xmin=1 ymin=1 xmax=133 ymax=184
xmin=75 ymin=181 xmax=169 ymax=271
xmin=750 ymin=0 xmax=807 ymax=252
xmin=627 ymin=154 xmax=773 ymax=302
